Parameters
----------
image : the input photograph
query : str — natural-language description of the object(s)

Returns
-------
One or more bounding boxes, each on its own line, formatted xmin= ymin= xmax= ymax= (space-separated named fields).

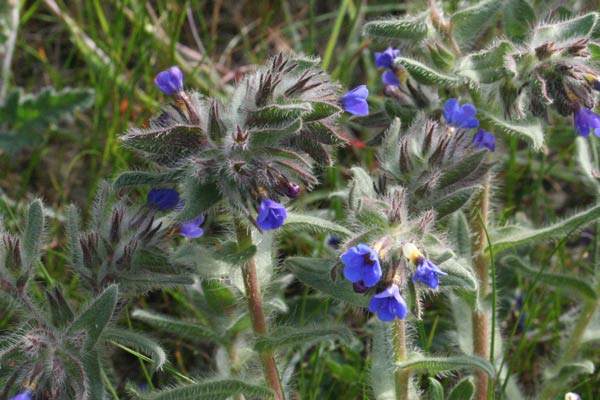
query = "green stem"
xmin=470 ymin=177 xmax=491 ymax=400
xmin=234 ymin=219 xmax=284 ymax=400
xmin=393 ymin=319 xmax=409 ymax=400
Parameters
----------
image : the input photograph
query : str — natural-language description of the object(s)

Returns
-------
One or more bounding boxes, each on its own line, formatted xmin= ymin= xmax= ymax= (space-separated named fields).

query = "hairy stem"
xmin=234 ymin=219 xmax=284 ymax=400
xmin=470 ymin=177 xmax=491 ymax=399
xmin=394 ymin=319 xmax=409 ymax=400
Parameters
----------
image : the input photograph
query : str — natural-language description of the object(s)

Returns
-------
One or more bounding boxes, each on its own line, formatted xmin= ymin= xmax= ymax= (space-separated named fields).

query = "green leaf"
xmin=532 ymin=12 xmax=598 ymax=46
xmin=371 ymin=321 xmax=396 ymax=400
xmin=362 ymin=13 xmax=429 ymax=41
xmin=171 ymin=243 xmax=232 ymax=279
xmin=67 ymin=284 xmax=118 ymax=351
xmin=490 ymin=203 xmax=600 ymax=252
xmin=451 ymin=0 xmax=503 ymax=50
xmin=447 ymin=377 xmax=475 ymax=400
xmin=176 ymin=176 xmax=221 ymax=222
xmin=46 ymin=286 xmax=75 ymax=328
xmin=132 ymin=309 xmax=226 ymax=345
xmin=283 ymin=212 xmax=352 ymax=237
xmin=416 ymin=186 xmax=475 ymax=219
xmin=348 ymin=166 xmax=377 ymax=211
xmin=251 ymin=103 xmax=312 ymax=124
xmin=438 ymin=258 xmax=478 ymax=292
xmin=457 ymin=41 xmax=514 ymax=84
xmin=285 ymin=257 xmax=369 ymax=307
xmin=396 ymin=355 xmax=494 ymax=377
xmin=129 ymin=379 xmax=274 ymax=400
xmin=448 ymin=211 xmax=472 ymax=260
xmin=395 ymin=57 xmax=460 ymax=86
xmin=20 ymin=199 xmax=44 ymax=269
xmin=121 ymin=124 xmax=206 ymax=163
xmin=14 ymin=87 xmax=94 ymax=131
xmin=248 ymin=118 xmax=303 ymax=147
xmin=65 ymin=204 xmax=86 ymax=277
xmin=478 ymin=110 xmax=544 ymax=150
xmin=255 ymin=324 xmax=352 ymax=352
xmin=83 ymin=350 xmax=106 ymax=400
xmin=213 ymin=241 xmax=257 ymax=265
xmin=428 ymin=378 xmax=444 ymax=400
xmin=202 ymin=280 xmax=237 ymax=314
xmin=302 ymin=102 xmax=341 ymax=122
xmin=103 ymin=327 xmax=167 ymax=372
xmin=112 ymin=170 xmax=181 ymax=190
xmin=502 ymin=255 xmax=597 ymax=301
xmin=437 ymin=150 xmax=487 ymax=189
xmin=503 ymin=0 xmax=535 ymax=43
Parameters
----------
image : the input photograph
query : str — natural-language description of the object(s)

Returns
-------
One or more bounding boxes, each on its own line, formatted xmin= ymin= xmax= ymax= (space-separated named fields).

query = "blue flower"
xmin=473 ymin=129 xmax=496 ymax=152
xmin=443 ymin=98 xmax=479 ymax=129
xmin=179 ymin=214 xmax=205 ymax=238
xmin=155 ymin=66 xmax=183 ymax=95
xmin=341 ymin=244 xmax=382 ymax=287
xmin=341 ymin=85 xmax=369 ymax=116
xmin=382 ymin=70 xmax=400 ymax=86
xmin=574 ymin=107 xmax=600 ymax=137
xmin=412 ymin=258 xmax=447 ymax=289
xmin=257 ymin=199 xmax=287 ymax=230
xmin=147 ymin=188 xmax=180 ymax=211
xmin=368 ymin=284 xmax=407 ymax=321
xmin=10 ymin=392 xmax=32 ymax=400
xmin=375 ymin=47 xmax=401 ymax=69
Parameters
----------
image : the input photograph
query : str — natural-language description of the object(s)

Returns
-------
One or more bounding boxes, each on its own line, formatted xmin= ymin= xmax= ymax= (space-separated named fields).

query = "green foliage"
xmin=502 ymin=255 xmax=597 ymax=301
xmin=396 ymin=355 xmax=495 ymax=377
xmin=451 ymin=0 xmax=503 ymax=50
xmin=362 ymin=13 xmax=429 ymax=41
xmin=447 ymin=377 xmax=475 ymax=400
xmin=254 ymin=324 xmax=353 ymax=352
xmin=489 ymin=203 xmax=600 ymax=252
xmin=282 ymin=212 xmax=353 ymax=237
xmin=129 ymin=379 xmax=275 ymax=400
xmin=0 ymin=87 xmax=94 ymax=153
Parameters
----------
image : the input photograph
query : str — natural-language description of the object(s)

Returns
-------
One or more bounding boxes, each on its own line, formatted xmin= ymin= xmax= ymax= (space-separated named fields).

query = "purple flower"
xmin=257 ymin=199 xmax=287 ymax=230
xmin=473 ymin=129 xmax=496 ymax=151
xmin=341 ymin=244 xmax=382 ymax=287
xmin=443 ymin=98 xmax=479 ymax=129
xmin=573 ymin=107 xmax=600 ymax=137
xmin=285 ymin=182 xmax=301 ymax=198
xmin=382 ymin=70 xmax=400 ymax=86
xmin=179 ymin=215 xmax=205 ymax=238
xmin=155 ymin=66 xmax=183 ymax=95
xmin=368 ymin=284 xmax=407 ymax=321
xmin=10 ymin=392 xmax=32 ymax=400
xmin=341 ymin=85 xmax=369 ymax=116
xmin=147 ymin=189 xmax=180 ymax=211
xmin=412 ymin=258 xmax=447 ymax=289
xmin=375 ymin=47 xmax=401 ymax=69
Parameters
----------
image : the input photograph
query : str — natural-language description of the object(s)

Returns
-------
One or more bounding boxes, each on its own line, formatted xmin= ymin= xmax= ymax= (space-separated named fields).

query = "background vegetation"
xmin=1 ymin=0 xmax=600 ymax=398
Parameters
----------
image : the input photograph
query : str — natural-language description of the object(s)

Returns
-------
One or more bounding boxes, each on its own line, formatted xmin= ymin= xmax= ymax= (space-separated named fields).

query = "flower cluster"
xmin=339 ymin=242 xmax=446 ymax=322
xmin=443 ymin=98 xmax=495 ymax=152
xmin=375 ymin=47 xmax=401 ymax=86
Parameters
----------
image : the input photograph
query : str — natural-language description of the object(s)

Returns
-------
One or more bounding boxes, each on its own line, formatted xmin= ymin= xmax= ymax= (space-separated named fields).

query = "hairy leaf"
xmin=394 ymin=58 xmax=460 ymax=86
xmin=103 ymin=327 xmax=167 ymax=372
xmin=478 ymin=110 xmax=544 ymax=150
xmin=255 ymin=324 xmax=352 ymax=352
xmin=532 ymin=12 xmax=598 ymax=46
xmin=129 ymin=379 xmax=274 ymax=400
xmin=283 ymin=213 xmax=352 ymax=237
xmin=362 ymin=13 xmax=429 ymax=41
xmin=448 ymin=211 xmax=472 ymax=260
xmin=490 ymin=204 xmax=600 ymax=252
xmin=132 ymin=309 xmax=226 ymax=345
xmin=396 ymin=355 xmax=494 ymax=377
xmin=67 ymin=284 xmax=118 ymax=351
xmin=20 ymin=199 xmax=44 ymax=270
xmin=447 ymin=377 xmax=475 ymax=400
xmin=503 ymin=0 xmax=535 ymax=43
xmin=451 ymin=0 xmax=502 ymax=50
